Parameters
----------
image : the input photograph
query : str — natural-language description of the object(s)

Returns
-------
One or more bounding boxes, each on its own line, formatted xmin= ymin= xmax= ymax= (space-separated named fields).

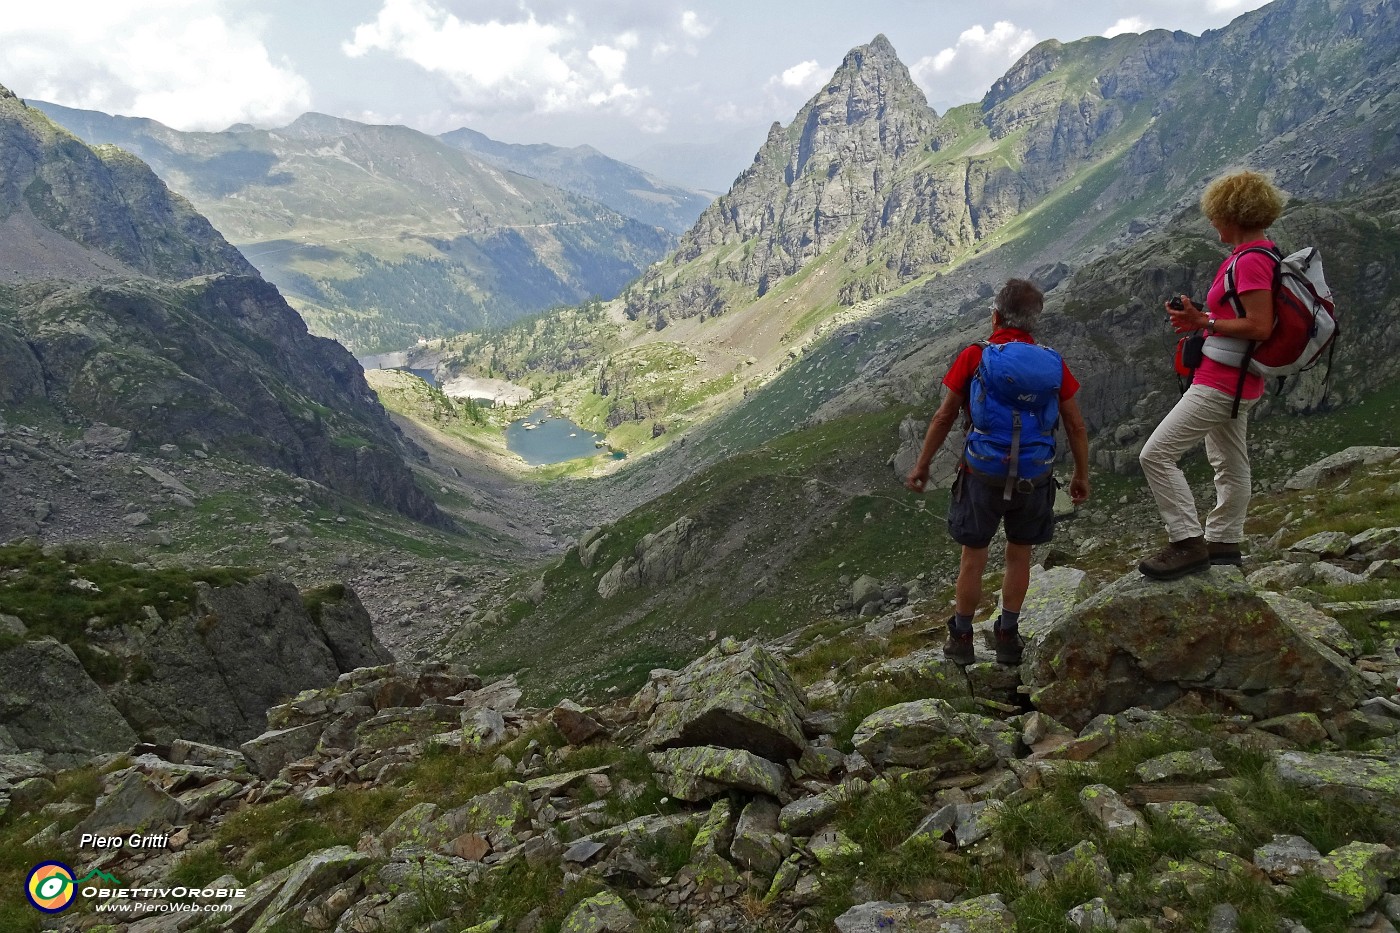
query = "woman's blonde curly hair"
xmin=1201 ymin=170 xmax=1285 ymax=231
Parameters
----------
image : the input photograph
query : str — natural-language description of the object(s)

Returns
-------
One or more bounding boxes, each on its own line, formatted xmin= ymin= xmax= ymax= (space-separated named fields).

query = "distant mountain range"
xmin=0 ymin=85 xmax=446 ymax=526
xmin=438 ymin=127 xmax=712 ymax=235
xmin=31 ymin=104 xmax=695 ymax=354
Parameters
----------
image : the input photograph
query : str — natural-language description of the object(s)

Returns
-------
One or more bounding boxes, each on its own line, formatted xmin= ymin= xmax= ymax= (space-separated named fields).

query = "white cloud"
xmin=0 ymin=0 xmax=311 ymax=130
xmin=344 ymin=0 xmax=651 ymax=118
xmin=920 ymin=21 xmax=1038 ymax=75
xmin=680 ymin=11 xmax=711 ymax=40
xmin=589 ymin=44 xmax=629 ymax=83
xmin=1103 ymin=17 xmax=1150 ymax=38
xmin=777 ymin=60 xmax=823 ymax=91
xmin=910 ymin=20 xmax=1038 ymax=112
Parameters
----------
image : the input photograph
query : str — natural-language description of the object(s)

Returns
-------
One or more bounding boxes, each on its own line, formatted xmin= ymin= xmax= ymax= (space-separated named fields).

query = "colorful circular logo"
xmin=26 ymin=862 xmax=76 ymax=913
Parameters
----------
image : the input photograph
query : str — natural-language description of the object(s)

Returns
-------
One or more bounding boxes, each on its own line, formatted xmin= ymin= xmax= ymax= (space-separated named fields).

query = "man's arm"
xmin=905 ymin=388 xmax=965 ymax=492
xmin=1058 ymin=395 xmax=1090 ymax=504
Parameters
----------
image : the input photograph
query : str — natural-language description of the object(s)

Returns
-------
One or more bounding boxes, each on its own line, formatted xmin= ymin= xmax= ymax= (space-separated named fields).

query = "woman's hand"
xmin=1166 ymin=295 xmax=1208 ymax=334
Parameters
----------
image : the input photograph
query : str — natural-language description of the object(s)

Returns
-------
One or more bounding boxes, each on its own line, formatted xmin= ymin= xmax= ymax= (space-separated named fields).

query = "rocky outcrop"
xmin=0 ymin=576 xmax=391 ymax=763
xmin=1023 ymin=568 xmax=1368 ymax=729
xmin=103 ymin=576 xmax=391 ymax=748
xmin=597 ymin=515 xmax=707 ymax=599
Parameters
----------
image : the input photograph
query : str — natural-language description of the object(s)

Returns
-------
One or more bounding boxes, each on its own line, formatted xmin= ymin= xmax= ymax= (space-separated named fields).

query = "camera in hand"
xmin=1168 ymin=296 xmax=1186 ymax=310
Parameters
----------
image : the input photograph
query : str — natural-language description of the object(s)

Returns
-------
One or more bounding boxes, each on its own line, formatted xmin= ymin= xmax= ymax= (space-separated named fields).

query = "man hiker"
xmin=905 ymin=278 xmax=1090 ymax=665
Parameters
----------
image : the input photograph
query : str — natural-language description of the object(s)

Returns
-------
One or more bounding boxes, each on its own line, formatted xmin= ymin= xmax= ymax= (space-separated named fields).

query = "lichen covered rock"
xmin=1024 ymin=569 xmax=1368 ymax=729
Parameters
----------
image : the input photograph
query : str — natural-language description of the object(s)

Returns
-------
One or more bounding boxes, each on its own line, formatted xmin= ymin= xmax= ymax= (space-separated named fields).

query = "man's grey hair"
xmin=995 ymin=278 xmax=1044 ymax=332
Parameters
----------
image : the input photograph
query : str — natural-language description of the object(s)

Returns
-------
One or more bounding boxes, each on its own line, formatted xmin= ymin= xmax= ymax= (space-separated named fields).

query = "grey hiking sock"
xmin=951 ymin=612 xmax=974 ymax=635
xmin=998 ymin=609 xmax=1021 ymax=632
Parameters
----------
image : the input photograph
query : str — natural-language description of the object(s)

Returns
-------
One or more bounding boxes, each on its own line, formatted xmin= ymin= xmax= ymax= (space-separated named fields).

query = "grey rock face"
xmin=1023 ymin=569 xmax=1368 ymax=729
xmin=0 ymin=637 xmax=138 ymax=767
xmin=0 ymin=322 xmax=45 ymax=405
xmin=109 ymin=576 xmax=389 ymax=748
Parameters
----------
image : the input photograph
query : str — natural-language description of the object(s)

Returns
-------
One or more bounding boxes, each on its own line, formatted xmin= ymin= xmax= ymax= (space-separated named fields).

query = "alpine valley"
xmin=3 ymin=0 xmax=1400 ymax=930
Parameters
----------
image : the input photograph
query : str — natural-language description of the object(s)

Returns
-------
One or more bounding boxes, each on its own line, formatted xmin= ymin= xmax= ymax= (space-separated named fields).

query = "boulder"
xmin=72 ymin=771 xmax=186 ymax=838
xmin=1273 ymin=751 xmax=1400 ymax=824
xmin=1079 ymin=784 xmax=1147 ymax=843
xmin=246 ymin=846 xmax=372 ymax=933
xmin=1349 ymin=526 xmax=1400 ymax=562
xmin=685 ymin=799 xmax=741 ymax=887
xmin=1254 ymin=834 xmax=1323 ymax=880
xmin=851 ymin=575 xmax=884 ymax=611
xmin=552 ymin=700 xmax=608 ymax=745
xmin=642 ymin=639 xmax=808 ymax=763
xmin=1135 ymin=748 xmax=1225 ymax=783
xmin=850 ymin=699 xmax=1000 ymax=772
xmin=834 ymin=894 xmax=1016 ymax=932
xmin=1018 ymin=565 xmax=1094 ymax=639
xmin=1288 ymin=530 xmax=1352 ymax=558
xmin=1315 ymin=842 xmax=1395 ymax=912
xmin=648 ymin=746 xmax=788 ymax=801
xmin=240 ymin=724 xmax=322 ymax=779
xmin=578 ymin=527 xmax=609 ymax=569
xmin=307 ymin=587 xmax=394 ymax=672
xmin=864 ymin=648 xmax=971 ymax=700
xmin=1023 ymin=569 xmax=1368 ymax=729
xmin=779 ymin=779 xmax=871 ymax=835
xmin=1257 ymin=592 xmax=1360 ymax=659
xmin=1144 ymin=801 xmax=1241 ymax=848
xmin=730 ymin=797 xmax=789 ymax=875
xmin=0 ymin=637 xmax=138 ymax=767
xmin=559 ymin=890 xmax=637 ymax=932
xmin=1285 ymin=446 xmax=1400 ymax=490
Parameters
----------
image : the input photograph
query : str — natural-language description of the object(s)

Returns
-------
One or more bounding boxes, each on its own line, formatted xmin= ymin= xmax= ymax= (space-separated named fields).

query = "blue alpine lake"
xmin=505 ymin=410 xmax=619 ymax=465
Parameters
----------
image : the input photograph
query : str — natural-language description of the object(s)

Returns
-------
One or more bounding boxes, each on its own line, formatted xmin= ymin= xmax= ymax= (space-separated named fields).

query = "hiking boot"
xmin=1208 ymin=541 xmax=1243 ymax=565
xmin=993 ymin=624 xmax=1024 ymax=665
xmin=943 ymin=619 xmax=975 ymax=666
xmin=1139 ymin=535 xmax=1210 ymax=580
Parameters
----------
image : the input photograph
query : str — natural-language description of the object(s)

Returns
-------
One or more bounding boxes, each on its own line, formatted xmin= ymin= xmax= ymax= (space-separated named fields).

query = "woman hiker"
xmin=1138 ymin=169 xmax=1284 ymax=579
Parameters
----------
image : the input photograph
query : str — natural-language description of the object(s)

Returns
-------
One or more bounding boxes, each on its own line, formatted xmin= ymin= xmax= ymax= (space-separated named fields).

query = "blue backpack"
xmin=963 ymin=341 xmax=1063 ymax=499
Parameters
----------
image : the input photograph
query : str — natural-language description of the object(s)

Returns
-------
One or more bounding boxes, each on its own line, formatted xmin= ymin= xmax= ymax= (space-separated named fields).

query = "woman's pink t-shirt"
xmin=1195 ymin=239 xmax=1276 ymax=400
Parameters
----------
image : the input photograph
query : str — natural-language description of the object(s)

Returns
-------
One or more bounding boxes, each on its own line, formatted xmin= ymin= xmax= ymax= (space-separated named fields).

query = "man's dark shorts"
xmin=947 ymin=469 xmax=1056 ymax=548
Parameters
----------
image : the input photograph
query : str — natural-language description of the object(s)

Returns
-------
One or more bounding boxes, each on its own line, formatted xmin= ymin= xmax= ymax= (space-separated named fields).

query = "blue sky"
xmin=1 ymin=0 xmax=1271 ymax=189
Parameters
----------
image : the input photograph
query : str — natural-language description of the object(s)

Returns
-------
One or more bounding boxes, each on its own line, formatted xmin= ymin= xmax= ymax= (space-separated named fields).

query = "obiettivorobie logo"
xmin=25 ymin=863 xmax=122 ymax=913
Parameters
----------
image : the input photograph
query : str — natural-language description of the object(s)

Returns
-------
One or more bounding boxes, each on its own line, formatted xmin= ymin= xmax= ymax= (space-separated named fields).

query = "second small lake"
xmin=505 ymin=411 xmax=615 ymax=465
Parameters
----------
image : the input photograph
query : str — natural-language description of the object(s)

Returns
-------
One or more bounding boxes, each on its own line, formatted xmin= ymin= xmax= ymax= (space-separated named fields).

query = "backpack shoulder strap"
xmin=1222 ymin=245 xmax=1282 ymax=319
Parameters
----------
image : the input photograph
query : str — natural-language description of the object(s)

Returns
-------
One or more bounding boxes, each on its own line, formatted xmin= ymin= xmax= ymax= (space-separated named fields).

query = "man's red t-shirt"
xmin=942 ymin=328 xmax=1080 ymax=400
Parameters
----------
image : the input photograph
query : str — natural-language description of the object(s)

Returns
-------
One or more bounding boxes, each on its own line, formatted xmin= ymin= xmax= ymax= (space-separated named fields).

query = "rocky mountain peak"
xmin=625 ymin=35 xmax=941 ymax=324
xmin=0 ymin=83 xmax=15 ymax=101
xmin=983 ymin=38 xmax=1064 ymax=108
